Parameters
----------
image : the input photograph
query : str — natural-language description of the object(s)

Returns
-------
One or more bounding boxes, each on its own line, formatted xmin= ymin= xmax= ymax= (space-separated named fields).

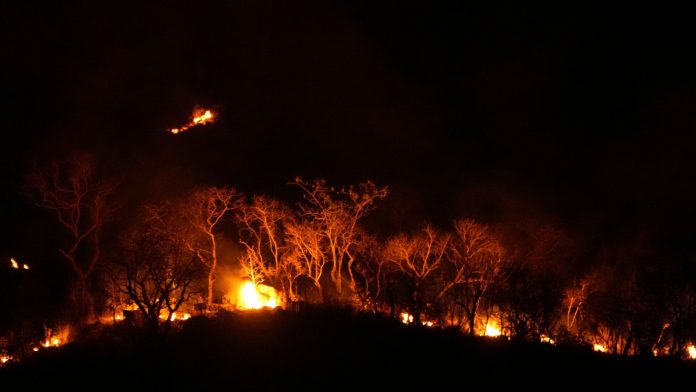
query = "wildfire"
xmin=168 ymin=106 xmax=216 ymax=135
xmin=687 ymin=344 xmax=696 ymax=359
xmin=0 ymin=354 xmax=12 ymax=365
xmin=237 ymin=281 xmax=280 ymax=310
xmin=159 ymin=311 xmax=192 ymax=321
xmin=42 ymin=337 xmax=61 ymax=348
xmin=39 ymin=326 xmax=70 ymax=350
xmin=9 ymin=258 xmax=29 ymax=270
xmin=540 ymin=335 xmax=556 ymax=345
xmin=593 ymin=343 xmax=607 ymax=353
xmin=400 ymin=312 xmax=414 ymax=324
xmin=484 ymin=321 xmax=502 ymax=337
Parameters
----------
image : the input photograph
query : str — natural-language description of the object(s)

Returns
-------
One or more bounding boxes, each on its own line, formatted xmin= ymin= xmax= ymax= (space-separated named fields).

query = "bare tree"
xmin=237 ymin=195 xmax=297 ymax=301
xmin=112 ymin=208 xmax=202 ymax=330
xmin=352 ymin=232 xmax=395 ymax=312
xmin=446 ymin=219 xmax=506 ymax=336
xmin=291 ymin=178 xmax=388 ymax=300
xmin=285 ymin=220 xmax=327 ymax=301
xmin=665 ymin=285 xmax=696 ymax=356
xmin=25 ymin=152 xmax=114 ymax=322
xmin=185 ymin=186 xmax=241 ymax=309
xmin=564 ymin=273 xmax=596 ymax=331
xmin=497 ymin=225 xmax=576 ymax=341
xmin=383 ymin=224 xmax=449 ymax=325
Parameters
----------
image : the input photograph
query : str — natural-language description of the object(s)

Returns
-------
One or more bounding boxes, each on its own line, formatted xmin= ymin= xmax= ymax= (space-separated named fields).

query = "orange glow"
xmin=42 ymin=337 xmax=61 ymax=348
xmin=22 ymin=264 xmax=30 ymax=270
xmin=540 ymin=335 xmax=556 ymax=345
xmin=168 ymin=107 xmax=216 ymax=135
xmin=484 ymin=321 xmax=502 ymax=337
xmin=398 ymin=312 xmax=434 ymax=327
xmin=159 ymin=311 xmax=192 ymax=321
xmin=237 ymin=281 xmax=280 ymax=310
xmin=0 ymin=354 xmax=11 ymax=365
xmin=10 ymin=258 xmax=18 ymax=269
xmin=400 ymin=312 xmax=414 ymax=324
xmin=687 ymin=344 xmax=696 ymax=359
xmin=39 ymin=326 xmax=70 ymax=350
xmin=593 ymin=343 xmax=607 ymax=353
xmin=32 ymin=347 xmax=39 ymax=352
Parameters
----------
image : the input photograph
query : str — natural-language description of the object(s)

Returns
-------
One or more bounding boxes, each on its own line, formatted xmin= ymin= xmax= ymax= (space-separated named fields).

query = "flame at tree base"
xmin=237 ymin=281 xmax=280 ymax=310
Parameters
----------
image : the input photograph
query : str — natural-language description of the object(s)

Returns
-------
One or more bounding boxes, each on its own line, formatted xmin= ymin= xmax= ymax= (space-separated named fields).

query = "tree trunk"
xmin=207 ymin=268 xmax=215 ymax=309
xmin=468 ymin=297 xmax=480 ymax=336
xmin=71 ymin=276 xmax=95 ymax=323
xmin=207 ymin=233 xmax=217 ymax=309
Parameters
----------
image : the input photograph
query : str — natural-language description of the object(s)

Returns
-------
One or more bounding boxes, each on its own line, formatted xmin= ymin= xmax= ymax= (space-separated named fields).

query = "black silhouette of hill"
xmin=2 ymin=308 xmax=693 ymax=389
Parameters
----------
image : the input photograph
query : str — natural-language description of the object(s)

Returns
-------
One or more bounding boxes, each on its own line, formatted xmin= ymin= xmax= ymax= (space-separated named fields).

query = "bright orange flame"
xmin=0 ymin=354 xmax=11 ymax=364
xmin=10 ymin=258 xmax=18 ymax=269
xmin=39 ymin=326 xmax=69 ymax=349
xmin=159 ymin=311 xmax=192 ymax=321
xmin=22 ymin=264 xmax=30 ymax=270
xmin=398 ymin=312 xmax=434 ymax=326
xmin=237 ymin=282 xmax=280 ymax=310
xmin=687 ymin=344 xmax=696 ymax=359
xmin=168 ymin=107 xmax=216 ymax=135
xmin=484 ymin=321 xmax=502 ymax=337
xmin=540 ymin=335 xmax=555 ymax=345
xmin=593 ymin=343 xmax=607 ymax=353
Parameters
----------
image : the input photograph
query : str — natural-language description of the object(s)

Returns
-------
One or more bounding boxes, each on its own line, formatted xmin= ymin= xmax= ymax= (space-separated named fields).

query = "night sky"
xmin=3 ymin=2 xmax=696 ymax=270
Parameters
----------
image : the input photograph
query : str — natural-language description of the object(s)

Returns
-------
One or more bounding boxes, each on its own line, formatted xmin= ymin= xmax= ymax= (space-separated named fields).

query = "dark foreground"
xmin=2 ymin=308 xmax=693 ymax=389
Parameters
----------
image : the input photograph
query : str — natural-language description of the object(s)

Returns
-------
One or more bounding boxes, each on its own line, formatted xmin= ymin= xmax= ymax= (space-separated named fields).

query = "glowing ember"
xmin=10 ymin=258 xmax=18 ymax=269
xmin=593 ymin=343 xmax=607 ymax=353
xmin=168 ymin=107 xmax=216 ymax=135
xmin=159 ymin=311 xmax=192 ymax=321
xmin=237 ymin=281 xmax=280 ymax=310
xmin=400 ymin=312 xmax=414 ymax=324
xmin=0 ymin=354 xmax=11 ymax=364
xmin=484 ymin=321 xmax=502 ymax=337
xmin=22 ymin=263 xmax=29 ymax=270
xmin=42 ymin=337 xmax=61 ymax=348
xmin=540 ymin=335 xmax=556 ymax=345
xmin=687 ymin=344 xmax=696 ymax=359
xmin=32 ymin=347 xmax=39 ymax=352
xmin=38 ymin=327 xmax=69 ymax=350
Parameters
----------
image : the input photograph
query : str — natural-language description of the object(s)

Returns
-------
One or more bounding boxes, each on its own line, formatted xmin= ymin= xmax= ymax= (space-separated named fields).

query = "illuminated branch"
xmin=185 ymin=186 xmax=242 ymax=309
xmin=384 ymin=224 xmax=449 ymax=325
xmin=446 ymin=219 xmax=506 ymax=335
xmin=290 ymin=177 xmax=388 ymax=299
xmin=25 ymin=152 xmax=115 ymax=322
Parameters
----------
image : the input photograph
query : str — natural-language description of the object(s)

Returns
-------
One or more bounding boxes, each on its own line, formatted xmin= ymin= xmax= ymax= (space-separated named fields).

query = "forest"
xmin=2 ymin=149 xmax=696 ymax=370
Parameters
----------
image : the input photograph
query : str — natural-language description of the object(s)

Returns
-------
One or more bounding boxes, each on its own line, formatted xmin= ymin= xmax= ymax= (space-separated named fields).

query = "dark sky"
xmin=3 ymin=2 xmax=696 ymax=261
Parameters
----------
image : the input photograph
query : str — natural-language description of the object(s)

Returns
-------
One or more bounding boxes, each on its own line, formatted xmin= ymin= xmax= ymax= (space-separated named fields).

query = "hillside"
xmin=2 ymin=308 xmax=693 ymax=389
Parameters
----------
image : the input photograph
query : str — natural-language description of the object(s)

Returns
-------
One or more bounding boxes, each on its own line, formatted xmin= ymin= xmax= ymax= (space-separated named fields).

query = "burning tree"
xmin=185 ymin=186 xmax=241 ymax=309
xmin=352 ymin=232 xmax=396 ymax=312
xmin=291 ymin=178 xmax=388 ymax=301
xmin=112 ymin=206 xmax=202 ymax=330
xmin=25 ymin=152 xmax=115 ymax=322
xmin=563 ymin=273 xmax=596 ymax=332
xmin=445 ymin=219 xmax=506 ymax=336
xmin=664 ymin=285 xmax=696 ymax=357
xmin=383 ymin=224 xmax=449 ymax=325
xmin=497 ymin=226 xmax=575 ymax=341
xmin=237 ymin=196 xmax=300 ymax=302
